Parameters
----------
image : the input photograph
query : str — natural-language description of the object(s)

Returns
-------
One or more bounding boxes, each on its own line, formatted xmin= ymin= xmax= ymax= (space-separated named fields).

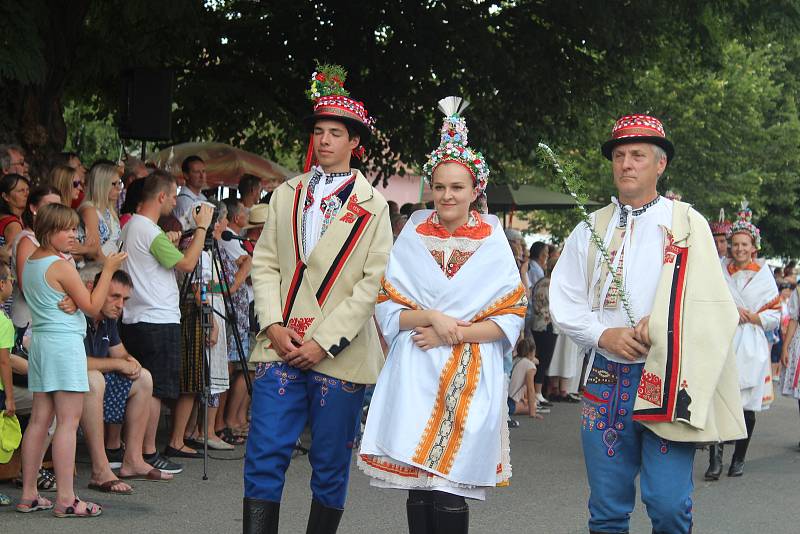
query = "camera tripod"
xmin=179 ymin=235 xmax=252 ymax=480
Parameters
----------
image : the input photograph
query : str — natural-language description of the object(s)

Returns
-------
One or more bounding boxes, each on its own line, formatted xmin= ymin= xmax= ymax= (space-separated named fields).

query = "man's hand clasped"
xmin=266 ymin=323 xmax=327 ymax=370
xmin=599 ymin=315 xmax=651 ymax=362
xmin=119 ymin=356 xmax=142 ymax=380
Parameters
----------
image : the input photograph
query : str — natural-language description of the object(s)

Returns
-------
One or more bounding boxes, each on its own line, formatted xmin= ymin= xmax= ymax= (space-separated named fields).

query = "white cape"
xmin=358 ymin=210 xmax=525 ymax=492
xmin=723 ymin=259 xmax=779 ymax=411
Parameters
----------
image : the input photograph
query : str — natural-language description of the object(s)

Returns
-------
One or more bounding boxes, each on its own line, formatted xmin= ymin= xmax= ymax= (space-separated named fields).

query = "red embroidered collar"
xmin=727 ymin=261 xmax=760 ymax=275
xmin=416 ymin=210 xmax=492 ymax=239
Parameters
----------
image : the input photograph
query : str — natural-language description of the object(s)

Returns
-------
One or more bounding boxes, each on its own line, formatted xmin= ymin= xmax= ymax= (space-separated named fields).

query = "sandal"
xmin=16 ymin=496 xmax=54 ymax=513
xmin=53 ymin=497 xmax=102 ymax=518
xmin=119 ymin=467 xmax=172 ymax=482
xmin=183 ymin=433 xmax=204 ymax=447
xmin=88 ymin=479 xmax=134 ymax=495
xmin=14 ymin=467 xmax=57 ymax=492
xmin=216 ymin=427 xmax=246 ymax=445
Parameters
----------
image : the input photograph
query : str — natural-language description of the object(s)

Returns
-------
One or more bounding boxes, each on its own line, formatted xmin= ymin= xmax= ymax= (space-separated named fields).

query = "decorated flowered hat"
xmin=423 ymin=96 xmax=489 ymax=195
xmin=301 ymin=64 xmax=375 ymax=172
xmin=727 ymin=201 xmax=761 ymax=249
xmin=709 ymin=208 xmax=732 ymax=236
xmin=601 ymin=114 xmax=675 ymax=163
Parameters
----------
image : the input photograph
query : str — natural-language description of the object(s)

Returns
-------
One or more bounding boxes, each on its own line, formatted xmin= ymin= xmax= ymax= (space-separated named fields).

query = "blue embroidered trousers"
xmin=244 ymin=362 xmax=366 ymax=509
xmin=581 ymin=353 xmax=695 ymax=534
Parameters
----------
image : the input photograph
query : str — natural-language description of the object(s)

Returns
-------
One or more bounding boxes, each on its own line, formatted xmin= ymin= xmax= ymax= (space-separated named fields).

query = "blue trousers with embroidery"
xmin=244 ymin=362 xmax=366 ymax=509
xmin=581 ymin=353 xmax=695 ymax=534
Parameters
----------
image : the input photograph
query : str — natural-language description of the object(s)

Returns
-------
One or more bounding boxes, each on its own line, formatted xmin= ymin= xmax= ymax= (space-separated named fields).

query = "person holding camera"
xmin=118 ymin=170 xmax=213 ymax=473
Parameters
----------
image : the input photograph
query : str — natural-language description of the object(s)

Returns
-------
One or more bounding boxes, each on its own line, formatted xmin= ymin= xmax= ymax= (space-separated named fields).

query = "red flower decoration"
xmin=316 ymin=73 xmax=327 ymax=82
xmin=332 ymin=75 xmax=342 ymax=85
xmin=473 ymin=159 xmax=482 ymax=164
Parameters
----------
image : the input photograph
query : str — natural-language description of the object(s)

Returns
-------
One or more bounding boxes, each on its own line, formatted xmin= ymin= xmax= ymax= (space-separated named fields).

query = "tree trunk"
xmin=8 ymin=1 xmax=91 ymax=182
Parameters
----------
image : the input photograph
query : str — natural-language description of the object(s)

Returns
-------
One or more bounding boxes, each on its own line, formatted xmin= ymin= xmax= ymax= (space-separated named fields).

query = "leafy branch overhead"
xmin=3 ymin=1 xmax=800 ymax=256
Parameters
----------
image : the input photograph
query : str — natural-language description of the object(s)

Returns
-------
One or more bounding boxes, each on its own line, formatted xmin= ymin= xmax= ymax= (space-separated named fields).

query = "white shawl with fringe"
xmin=358 ymin=210 xmax=525 ymax=494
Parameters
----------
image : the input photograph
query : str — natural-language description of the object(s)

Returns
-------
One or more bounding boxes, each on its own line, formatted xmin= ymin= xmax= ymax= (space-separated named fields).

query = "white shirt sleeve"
xmin=548 ymin=221 xmax=608 ymax=351
xmin=174 ymin=190 xmax=201 ymax=230
xmin=789 ymin=291 xmax=800 ymax=320
xmin=758 ymin=308 xmax=780 ymax=332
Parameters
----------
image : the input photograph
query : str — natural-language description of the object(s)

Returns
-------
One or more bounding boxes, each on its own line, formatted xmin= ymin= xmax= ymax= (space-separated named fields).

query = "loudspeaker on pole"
xmin=118 ymin=68 xmax=174 ymax=141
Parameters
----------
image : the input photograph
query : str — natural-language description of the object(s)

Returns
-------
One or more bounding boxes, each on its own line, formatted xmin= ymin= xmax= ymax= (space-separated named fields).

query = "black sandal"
xmin=216 ymin=427 xmax=245 ymax=445
xmin=14 ymin=468 xmax=57 ymax=492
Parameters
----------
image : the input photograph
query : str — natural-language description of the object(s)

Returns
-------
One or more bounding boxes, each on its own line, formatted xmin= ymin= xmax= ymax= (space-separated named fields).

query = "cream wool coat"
xmin=591 ymin=201 xmax=746 ymax=443
xmin=250 ymin=169 xmax=393 ymax=385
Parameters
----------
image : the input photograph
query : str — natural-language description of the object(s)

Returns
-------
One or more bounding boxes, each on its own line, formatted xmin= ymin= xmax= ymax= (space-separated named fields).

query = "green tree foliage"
xmin=3 ymin=1 xmax=800 ymax=255
xmin=533 ymin=23 xmax=800 ymax=256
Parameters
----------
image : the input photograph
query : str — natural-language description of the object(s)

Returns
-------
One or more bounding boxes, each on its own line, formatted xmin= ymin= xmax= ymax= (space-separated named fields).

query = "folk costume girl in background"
xmin=709 ymin=205 xmax=779 ymax=479
xmin=359 ymin=97 xmax=526 ymax=534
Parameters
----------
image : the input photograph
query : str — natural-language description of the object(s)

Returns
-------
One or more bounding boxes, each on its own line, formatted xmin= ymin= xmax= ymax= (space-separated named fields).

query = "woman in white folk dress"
xmin=358 ymin=97 xmax=526 ymax=534
xmin=706 ymin=205 xmax=779 ymax=480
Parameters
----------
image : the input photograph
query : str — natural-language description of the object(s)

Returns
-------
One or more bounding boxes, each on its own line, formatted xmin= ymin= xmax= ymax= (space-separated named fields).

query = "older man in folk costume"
xmin=359 ymin=97 xmax=526 ymax=534
xmin=549 ymin=115 xmax=746 ymax=534
xmin=705 ymin=206 xmax=779 ymax=480
xmin=244 ymin=65 xmax=392 ymax=533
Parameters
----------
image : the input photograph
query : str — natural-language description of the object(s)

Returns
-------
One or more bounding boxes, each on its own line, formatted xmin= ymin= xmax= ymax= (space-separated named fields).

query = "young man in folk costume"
xmin=549 ymin=115 xmax=746 ymax=534
xmin=709 ymin=212 xmax=732 ymax=260
xmin=244 ymin=65 xmax=393 ymax=533
xmin=706 ymin=206 xmax=779 ymax=479
xmin=359 ymin=97 xmax=526 ymax=534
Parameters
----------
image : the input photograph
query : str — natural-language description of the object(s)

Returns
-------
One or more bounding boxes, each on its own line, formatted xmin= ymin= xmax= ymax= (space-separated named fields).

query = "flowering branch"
xmin=536 ymin=142 xmax=635 ymax=327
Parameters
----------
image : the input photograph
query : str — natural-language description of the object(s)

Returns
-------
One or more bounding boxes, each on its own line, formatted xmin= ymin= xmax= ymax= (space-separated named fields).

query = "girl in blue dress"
xmin=16 ymin=203 xmax=126 ymax=518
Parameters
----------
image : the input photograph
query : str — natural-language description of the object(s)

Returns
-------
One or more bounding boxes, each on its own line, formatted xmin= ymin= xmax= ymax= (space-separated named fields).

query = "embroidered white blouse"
xmin=302 ymin=166 xmax=353 ymax=257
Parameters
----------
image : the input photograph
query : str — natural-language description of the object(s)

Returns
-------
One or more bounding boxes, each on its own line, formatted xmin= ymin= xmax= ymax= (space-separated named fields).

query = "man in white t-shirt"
xmin=120 ymin=170 xmax=213 ymax=467
xmin=173 ymin=155 xmax=208 ymax=229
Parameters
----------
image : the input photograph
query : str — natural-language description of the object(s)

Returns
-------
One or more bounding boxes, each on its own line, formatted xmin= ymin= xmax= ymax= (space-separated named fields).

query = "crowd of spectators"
xmin=0 ymin=144 xmax=270 ymax=516
xmin=504 ymin=232 xmax=583 ymax=425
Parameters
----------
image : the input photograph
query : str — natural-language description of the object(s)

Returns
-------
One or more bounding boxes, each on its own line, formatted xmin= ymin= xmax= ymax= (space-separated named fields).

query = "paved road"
xmin=2 ymin=393 xmax=799 ymax=533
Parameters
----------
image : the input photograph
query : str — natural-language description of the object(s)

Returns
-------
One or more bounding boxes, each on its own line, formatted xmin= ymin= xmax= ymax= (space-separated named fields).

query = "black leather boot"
xmin=243 ymin=497 xmax=279 ymax=534
xmin=305 ymin=500 xmax=344 ymax=534
xmin=704 ymin=444 xmax=723 ymax=481
xmin=729 ymin=410 xmax=755 ymax=477
xmin=407 ymin=496 xmax=434 ymax=534
xmin=433 ymin=501 xmax=469 ymax=534
xmin=728 ymin=457 xmax=745 ymax=477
